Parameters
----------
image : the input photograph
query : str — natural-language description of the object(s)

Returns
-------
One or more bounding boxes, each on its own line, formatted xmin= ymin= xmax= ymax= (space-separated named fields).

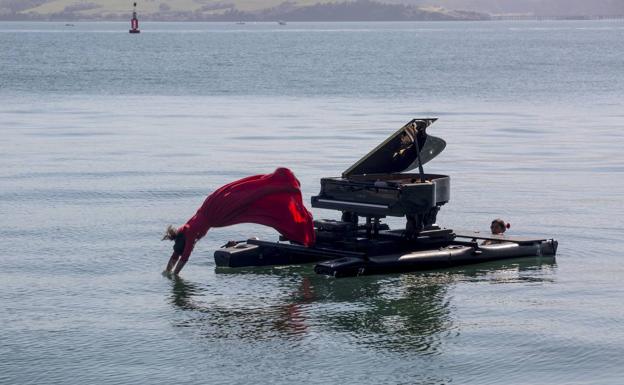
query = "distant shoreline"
xmin=1 ymin=17 xmax=623 ymax=22
xmin=1 ymin=0 xmax=488 ymax=22
xmin=2 ymin=0 xmax=623 ymax=22
xmin=2 ymin=15 xmax=623 ymax=22
xmin=491 ymin=15 xmax=624 ymax=21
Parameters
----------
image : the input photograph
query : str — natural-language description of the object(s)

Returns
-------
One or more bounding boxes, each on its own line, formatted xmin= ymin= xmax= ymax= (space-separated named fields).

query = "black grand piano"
xmin=311 ymin=118 xmax=449 ymax=237
xmin=214 ymin=119 xmax=557 ymax=277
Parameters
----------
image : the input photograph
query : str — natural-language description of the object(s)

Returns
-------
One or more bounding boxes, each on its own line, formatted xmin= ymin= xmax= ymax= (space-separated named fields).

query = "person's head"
xmin=162 ymin=225 xmax=178 ymax=241
xmin=162 ymin=225 xmax=186 ymax=254
xmin=490 ymin=218 xmax=509 ymax=235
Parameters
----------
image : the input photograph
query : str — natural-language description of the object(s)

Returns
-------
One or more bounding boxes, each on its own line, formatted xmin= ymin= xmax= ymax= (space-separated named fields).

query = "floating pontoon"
xmin=214 ymin=119 xmax=557 ymax=277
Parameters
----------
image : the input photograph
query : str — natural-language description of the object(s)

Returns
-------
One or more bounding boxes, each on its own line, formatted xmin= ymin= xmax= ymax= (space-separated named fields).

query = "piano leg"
xmin=423 ymin=207 xmax=440 ymax=228
xmin=406 ymin=214 xmax=424 ymax=239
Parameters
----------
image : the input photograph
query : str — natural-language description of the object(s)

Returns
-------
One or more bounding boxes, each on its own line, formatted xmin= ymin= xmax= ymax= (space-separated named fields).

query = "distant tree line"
xmin=0 ymin=0 xmax=490 ymax=21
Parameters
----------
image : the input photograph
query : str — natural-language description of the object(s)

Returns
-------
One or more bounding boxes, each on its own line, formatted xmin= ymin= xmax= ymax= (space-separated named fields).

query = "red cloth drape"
xmin=177 ymin=167 xmax=315 ymax=261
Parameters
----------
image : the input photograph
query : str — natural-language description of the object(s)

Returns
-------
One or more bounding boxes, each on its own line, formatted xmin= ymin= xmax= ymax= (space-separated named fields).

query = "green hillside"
xmin=1 ymin=0 xmax=323 ymax=15
xmin=0 ymin=0 xmax=490 ymax=20
xmin=1 ymin=0 xmax=622 ymax=19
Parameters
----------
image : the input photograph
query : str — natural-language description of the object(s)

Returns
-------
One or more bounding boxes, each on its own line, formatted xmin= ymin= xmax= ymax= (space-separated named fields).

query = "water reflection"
xmin=168 ymin=274 xmax=315 ymax=341
xmin=450 ymin=256 xmax=557 ymax=284
xmin=310 ymin=273 xmax=454 ymax=355
xmin=168 ymin=256 xmax=556 ymax=354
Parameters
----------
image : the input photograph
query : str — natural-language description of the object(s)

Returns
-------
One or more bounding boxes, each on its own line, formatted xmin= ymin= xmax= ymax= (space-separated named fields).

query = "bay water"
xmin=1 ymin=21 xmax=624 ymax=384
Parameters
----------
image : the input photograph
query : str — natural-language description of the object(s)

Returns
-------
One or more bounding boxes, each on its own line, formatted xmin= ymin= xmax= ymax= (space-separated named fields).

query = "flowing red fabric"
xmin=177 ymin=167 xmax=315 ymax=261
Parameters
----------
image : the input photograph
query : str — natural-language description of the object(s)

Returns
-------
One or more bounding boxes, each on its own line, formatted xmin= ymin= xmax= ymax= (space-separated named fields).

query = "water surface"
xmin=1 ymin=20 xmax=623 ymax=385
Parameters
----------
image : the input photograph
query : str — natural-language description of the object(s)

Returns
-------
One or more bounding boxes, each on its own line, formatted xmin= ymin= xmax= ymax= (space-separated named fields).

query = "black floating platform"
xmin=314 ymin=240 xmax=558 ymax=277
xmin=452 ymin=231 xmax=551 ymax=245
xmin=214 ymin=239 xmax=364 ymax=268
xmin=213 ymin=231 xmax=557 ymax=278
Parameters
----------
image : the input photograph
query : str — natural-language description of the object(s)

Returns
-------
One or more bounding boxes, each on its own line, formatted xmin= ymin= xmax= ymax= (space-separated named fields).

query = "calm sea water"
xmin=1 ymin=21 xmax=624 ymax=385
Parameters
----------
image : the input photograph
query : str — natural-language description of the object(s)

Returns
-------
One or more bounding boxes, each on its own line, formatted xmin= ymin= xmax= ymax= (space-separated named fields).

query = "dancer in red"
xmin=162 ymin=168 xmax=315 ymax=274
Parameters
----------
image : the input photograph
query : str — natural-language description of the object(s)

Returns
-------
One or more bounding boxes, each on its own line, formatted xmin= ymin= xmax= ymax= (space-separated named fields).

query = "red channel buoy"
xmin=129 ymin=2 xmax=140 ymax=34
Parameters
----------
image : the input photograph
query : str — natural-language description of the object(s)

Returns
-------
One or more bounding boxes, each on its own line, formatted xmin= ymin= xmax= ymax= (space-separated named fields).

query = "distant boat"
xmin=129 ymin=2 xmax=140 ymax=34
xmin=278 ymin=20 xmax=287 ymax=25
xmin=65 ymin=23 xmax=75 ymax=27
xmin=236 ymin=21 xmax=245 ymax=25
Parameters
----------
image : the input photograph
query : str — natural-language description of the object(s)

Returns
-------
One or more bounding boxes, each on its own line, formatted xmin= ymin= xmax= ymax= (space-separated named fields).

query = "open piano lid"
xmin=343 ymin=118 xmax=446 ymax=177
